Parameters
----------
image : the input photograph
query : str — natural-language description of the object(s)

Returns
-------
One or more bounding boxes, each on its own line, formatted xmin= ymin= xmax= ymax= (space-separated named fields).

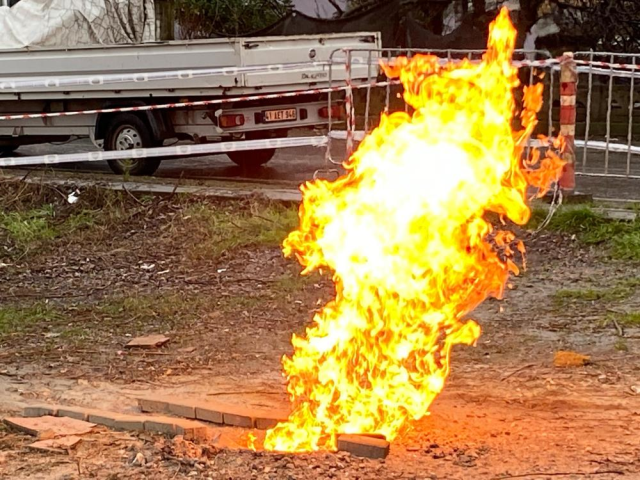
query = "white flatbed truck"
xmin=0 ymin=33 xmax=380 ymax=175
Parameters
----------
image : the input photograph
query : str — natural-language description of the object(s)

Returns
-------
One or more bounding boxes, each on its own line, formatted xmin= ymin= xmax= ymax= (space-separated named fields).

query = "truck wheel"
xmin=0 ymin=146 xmax=18 ymax=157
xmin=226 ymin=148 xmax=277 ymax=169
xmin=104 ymin=114 xmax=161 ymax=176
xmin=226 ymin=130 xmax=282 ymax=169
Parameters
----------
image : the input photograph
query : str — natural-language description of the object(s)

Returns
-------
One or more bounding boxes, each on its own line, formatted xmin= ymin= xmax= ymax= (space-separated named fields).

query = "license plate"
xmin=264 ymin=108 xmax=297 ymax=122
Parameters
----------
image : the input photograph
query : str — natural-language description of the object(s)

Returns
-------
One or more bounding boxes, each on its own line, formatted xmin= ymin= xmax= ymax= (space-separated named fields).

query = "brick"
xmin=173 ymin=419 xmax=209 ymax=441
xmin=144 ymin=416 xmax=178 ymax=436
xmin=57 ymin=407 xmax=90 ymax=421
xmin=194 ymin=404 xmax=223 ymax=424
xmin=138 ymin=398 xmax=169 ymax=414
xmin=87 ymin=411 xmax=119 ymax=428
xmin=222 ymin=410 xmax=254 ymax=428
xmin=113 ymin=415 xmax=145 ymax=432
xmin=253 ymin=409 xmax=289 ymax=431
xmin=23 ymin=405 xmax=58 ymax=418
xmin=166 ymin=401 xmax=197 ymax=419
xmin=337 ymin=434 xmax=390 ymax=459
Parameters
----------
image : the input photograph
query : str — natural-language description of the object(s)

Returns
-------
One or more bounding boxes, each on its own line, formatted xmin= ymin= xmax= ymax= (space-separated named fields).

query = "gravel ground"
xmin=0 ymin=185 xmax=638 ymax=480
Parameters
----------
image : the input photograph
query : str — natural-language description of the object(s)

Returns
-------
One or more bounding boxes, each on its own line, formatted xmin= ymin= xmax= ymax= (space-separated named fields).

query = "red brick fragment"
xmin=3 ymin=416 xmax=95 ymax=437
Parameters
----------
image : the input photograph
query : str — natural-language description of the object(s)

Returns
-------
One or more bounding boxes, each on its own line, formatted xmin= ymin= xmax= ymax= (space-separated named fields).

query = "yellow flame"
xmin=264 ymin=8 xmax=564 ymax=452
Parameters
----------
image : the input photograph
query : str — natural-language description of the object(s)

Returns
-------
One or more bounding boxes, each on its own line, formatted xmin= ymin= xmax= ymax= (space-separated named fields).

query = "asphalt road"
xmin=9 ymin=135 xmax=346 ymax=186
xmin=6 ymin=136 xmax=640 ymax=202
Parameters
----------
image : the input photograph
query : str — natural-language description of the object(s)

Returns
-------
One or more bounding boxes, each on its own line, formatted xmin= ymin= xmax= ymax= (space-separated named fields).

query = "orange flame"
xmin=264 ymin=8 xmax=564 ymax=452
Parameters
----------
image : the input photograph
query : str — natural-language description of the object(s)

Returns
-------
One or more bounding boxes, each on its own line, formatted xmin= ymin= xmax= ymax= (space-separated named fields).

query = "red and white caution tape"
xmin=574 ymin=59 xmax=640 ymax=71
xmin=0 ymin=61 xmax=330 ymax=92
xmin=575 ymin=65 xmax=640 ymax=79
xmin=0 ymin=81 xmax=401 ymax=122
xmin=0 ymin=135 xmax=327 ymax=168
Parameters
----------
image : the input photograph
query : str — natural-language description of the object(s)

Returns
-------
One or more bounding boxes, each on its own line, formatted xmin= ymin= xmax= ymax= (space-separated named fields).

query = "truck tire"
xmin=0 ymin=146 xmax=18 ymax=157
xmin=226 ymin=130 xmax=282 ymax=169
xmin=227 ymin=148 xmax=276 ymax=169
xmin=104 ymin=114 xmax=161 ymax=176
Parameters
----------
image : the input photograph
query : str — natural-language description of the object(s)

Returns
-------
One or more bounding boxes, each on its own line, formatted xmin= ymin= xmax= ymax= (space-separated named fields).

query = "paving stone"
xmin=144 ymin=416 xmax=178 ymax=436
xmin=166 ymin=401 xmax=197 ymax=419
xmin=337 ymin=434 xmax=390 ymax=459
xmin=138 ymin=398 xmax=169 ymax=414
xmin=173 ymin=419 xmax=209 ymax=441
xmin=222 ymin=410 xmax=254 ymax=429
xmin=113 ymin=415 xmax=146 ymax=432
xmin=253 ymin=409 xmax=289 ymax=430
xmin=194 ymin=404 xmax=223 ymax=424
xmin=87 ymin=411 xmax=120 ymax=428
xmin=56 ymin=407 xmax=91 ymax=422
xmin=23 ymin=405 xmax=59 ymax=418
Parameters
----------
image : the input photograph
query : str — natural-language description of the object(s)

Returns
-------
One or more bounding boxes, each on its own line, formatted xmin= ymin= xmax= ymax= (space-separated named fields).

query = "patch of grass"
xmin=96 ymin=293 xmax=211 ymax=327
xmin=553 ymin=278 xmax=640 ymax=305
xmin=0 ymin=302 xmax=64 ymax=335
xmin=0 ymin=205 xmax=103 ymax=257
xmin=530 ymin=206 xmax=640 ymax=260
xmin=0 ymin=206 xmax=58 ymax=247
xmin=183 ymin=201 xmax=299 ymax=260
xmin=273 ymin=272 xmax=320 ymax=295
xmin=613 ymin=312 xmax=640 ymax=327
xmin=614 ymin=339 xmax=629 ymax=352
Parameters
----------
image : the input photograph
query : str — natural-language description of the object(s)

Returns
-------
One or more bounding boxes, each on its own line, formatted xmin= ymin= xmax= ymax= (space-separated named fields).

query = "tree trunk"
xmin=155 ymin=0 xmax=175 ymax=41
xmin=472 ymin=0 xmax=484 ymax=15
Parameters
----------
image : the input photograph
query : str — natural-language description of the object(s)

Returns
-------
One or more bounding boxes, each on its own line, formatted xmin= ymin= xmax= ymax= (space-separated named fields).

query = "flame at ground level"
xmin=263 ymin=8 xmax=564 ymax=452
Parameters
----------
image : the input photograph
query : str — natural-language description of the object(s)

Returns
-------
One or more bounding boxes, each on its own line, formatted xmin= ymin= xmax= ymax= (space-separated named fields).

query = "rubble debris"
xmin=125 ymin=334 xmax=170 ymax=349
xmin=337 ymin=434 xmax=390 ymax=459
xmin=554 ymin=350 xmax=591 ymax=367
xmin=3 ymin=416 xmax=95 ymax=437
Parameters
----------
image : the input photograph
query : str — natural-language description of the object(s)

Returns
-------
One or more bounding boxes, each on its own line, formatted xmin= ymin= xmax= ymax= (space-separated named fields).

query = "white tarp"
xmin=0 ymin=0 xmax=156 ymax=49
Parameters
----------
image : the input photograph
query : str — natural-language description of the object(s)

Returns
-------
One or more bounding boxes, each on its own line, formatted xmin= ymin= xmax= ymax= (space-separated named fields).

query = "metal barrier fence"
xmin=573 ymin=51 xmax=640 ymax=180
xmin=323 ymin=48 xmax=559 ymax=174
xmin=4 ymin=49 xmax=640 ymax=195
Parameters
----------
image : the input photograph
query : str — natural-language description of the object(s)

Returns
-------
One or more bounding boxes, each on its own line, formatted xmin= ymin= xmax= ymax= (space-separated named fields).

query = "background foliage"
xmin=175 ymin=0 xmax=292 ymax=38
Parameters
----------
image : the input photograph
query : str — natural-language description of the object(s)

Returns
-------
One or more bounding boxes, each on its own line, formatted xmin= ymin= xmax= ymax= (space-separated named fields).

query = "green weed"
xmin=183 ymin=202 xmax=299 ymax=260
xmin=553 ymin=278 xmax=640 ymax=306
xmin=614 ymin=339 xmax=629 ymax=352
xmin=531 ymin=206 xmax=640 ymax=260
xmin=0 ymin=302 xmax=64 ymax=335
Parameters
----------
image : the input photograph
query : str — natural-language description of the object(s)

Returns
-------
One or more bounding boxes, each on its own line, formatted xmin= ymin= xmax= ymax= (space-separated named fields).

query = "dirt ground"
xmin=0 ymin=182 xmax=638 ymax=480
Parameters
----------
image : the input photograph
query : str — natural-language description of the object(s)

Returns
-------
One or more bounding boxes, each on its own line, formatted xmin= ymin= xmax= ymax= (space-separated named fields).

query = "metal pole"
xmin=559 ymin=52 xmax=577 ymax=192
xmin=582 ymin=51 xmax=594 ymax=171
xmin=604 ymin=53 xmax=615 ymax=174
xmin=626 ymin=56 xmax=636 ymax=177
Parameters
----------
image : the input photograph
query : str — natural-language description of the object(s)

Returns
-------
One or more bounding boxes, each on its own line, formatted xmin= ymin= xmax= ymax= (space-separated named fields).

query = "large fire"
xmin=263 ymin=8 xmax=564 ymax=452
